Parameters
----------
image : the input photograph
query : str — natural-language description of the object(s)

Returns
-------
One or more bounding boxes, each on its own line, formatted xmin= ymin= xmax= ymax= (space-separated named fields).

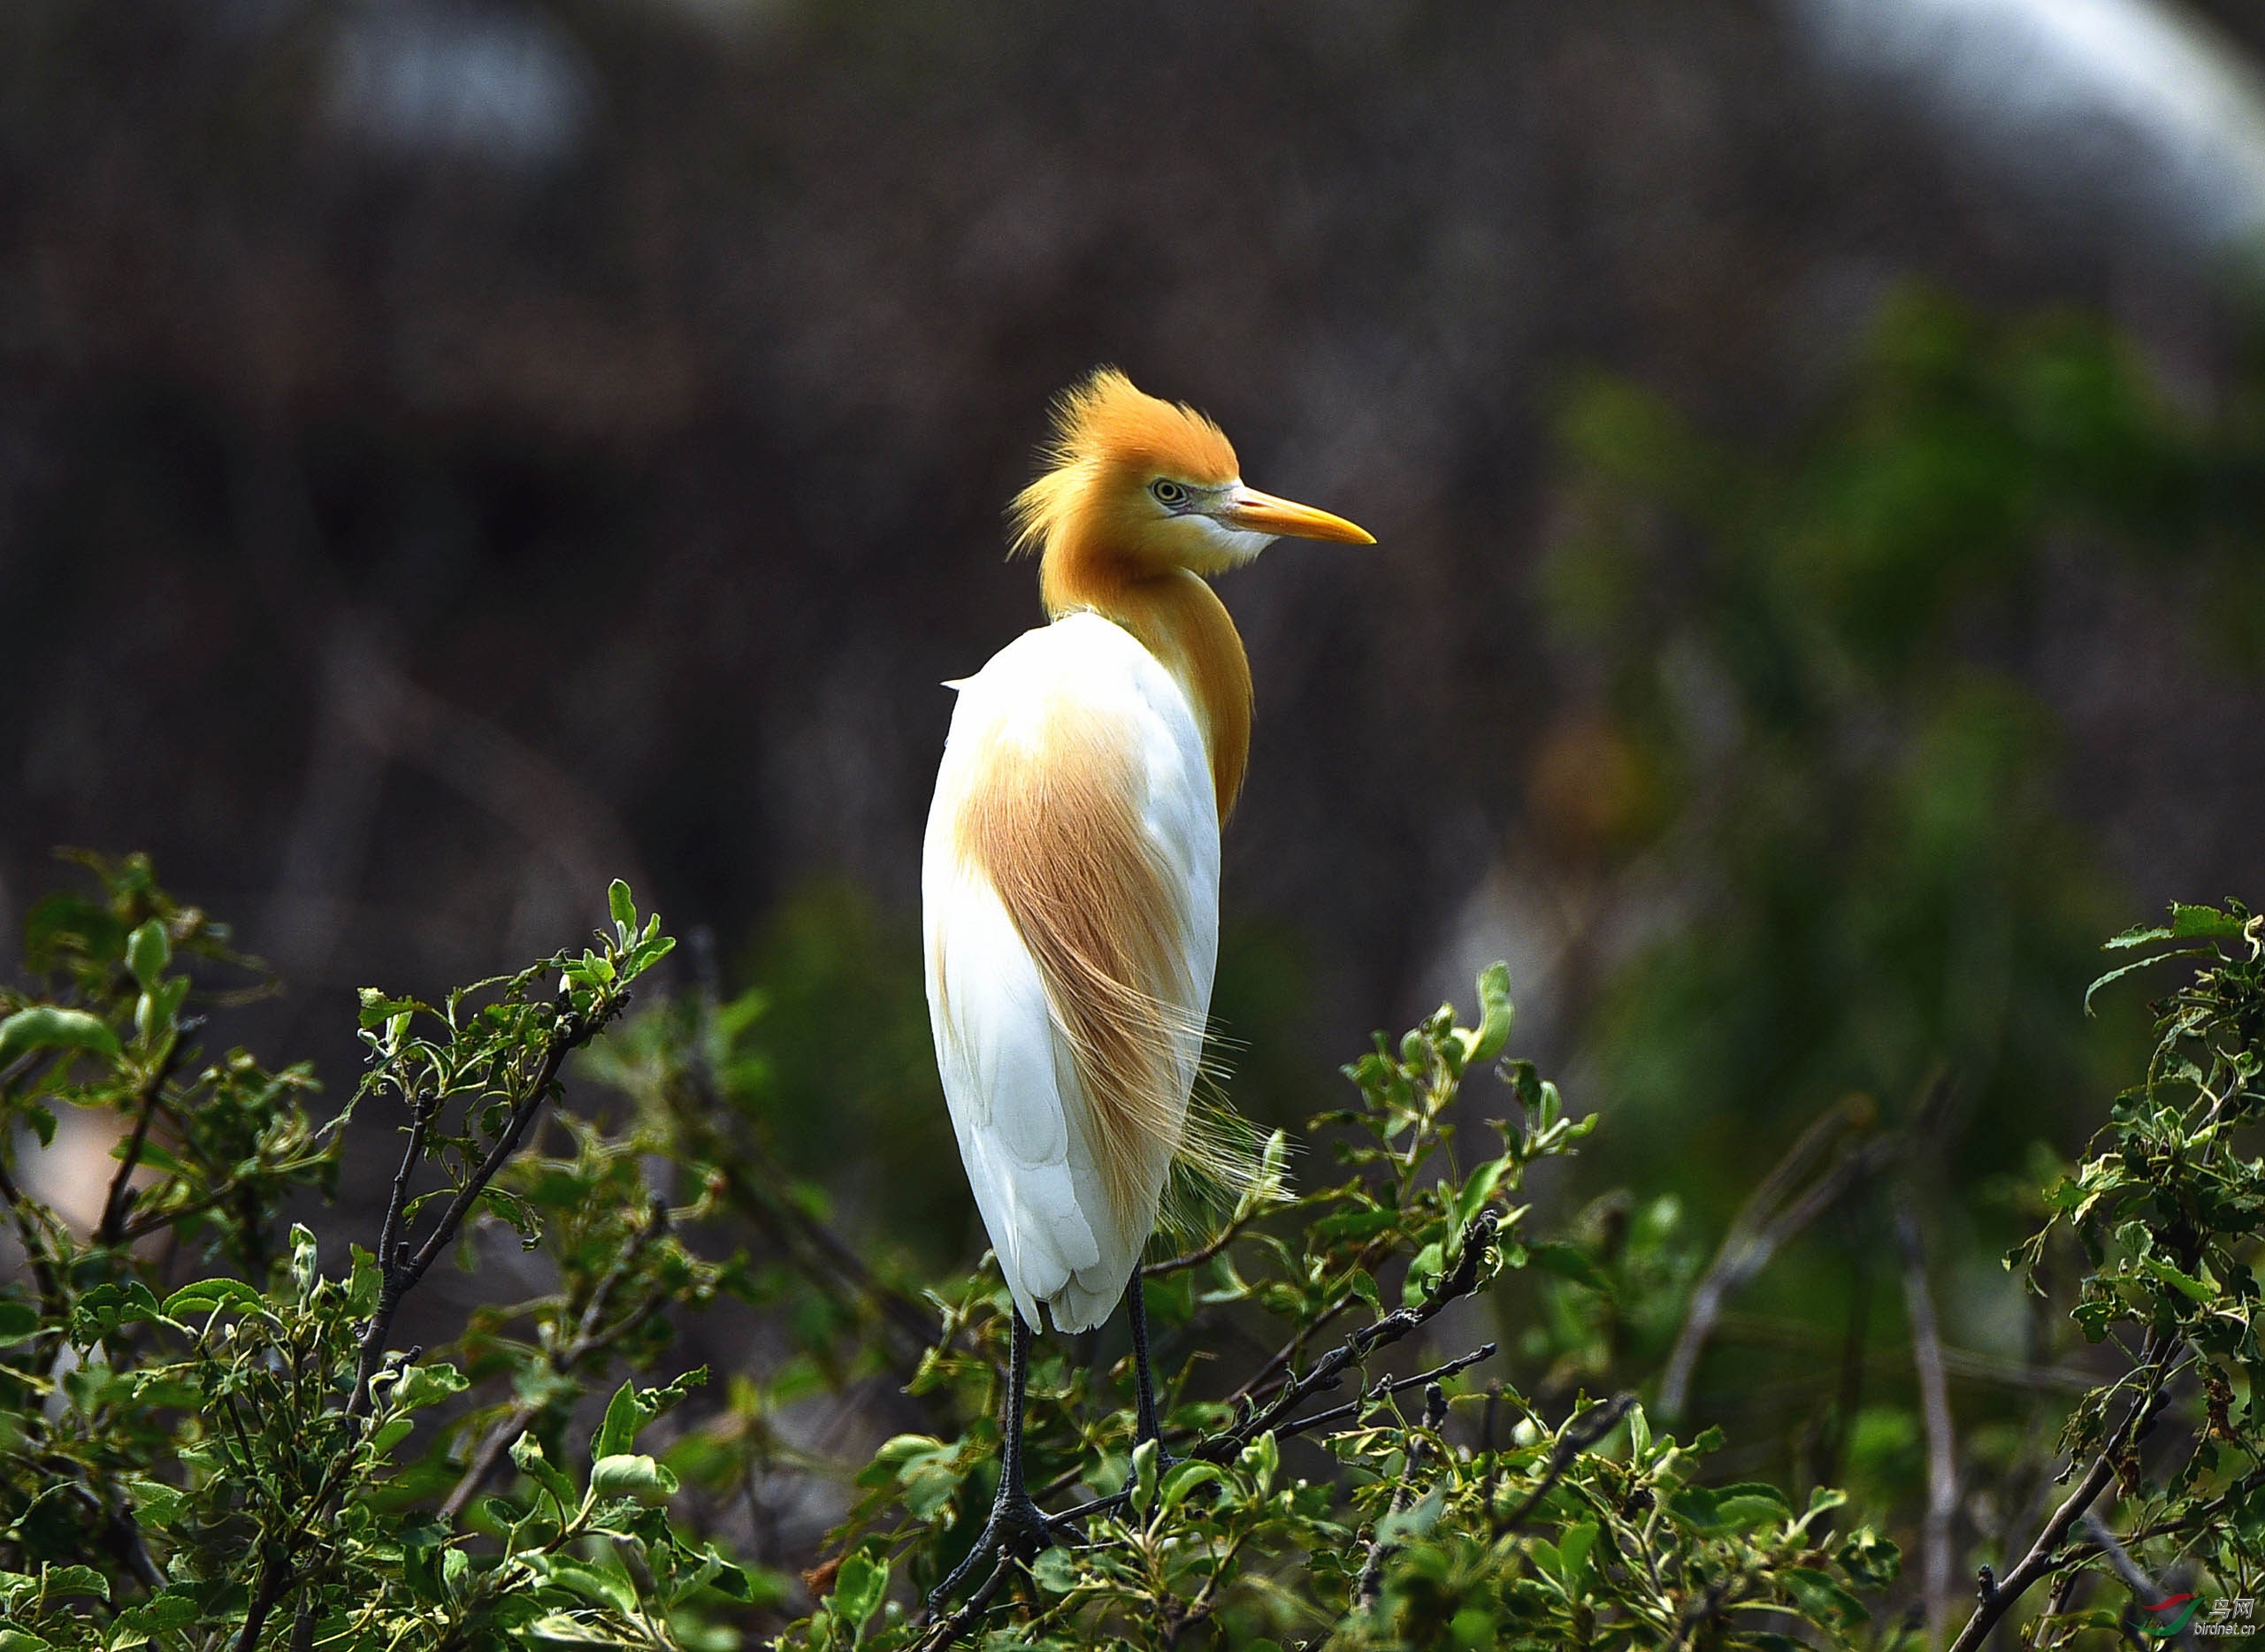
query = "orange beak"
xmin=1220 ymin=485 xmax=1376 ymax=545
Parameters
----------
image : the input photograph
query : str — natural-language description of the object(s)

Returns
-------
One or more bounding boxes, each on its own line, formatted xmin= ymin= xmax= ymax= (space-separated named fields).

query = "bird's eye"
xmin=1151 ymin=479 xmax=1188 ymax=507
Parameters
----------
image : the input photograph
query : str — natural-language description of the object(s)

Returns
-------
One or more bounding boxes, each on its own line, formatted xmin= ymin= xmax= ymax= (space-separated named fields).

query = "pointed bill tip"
xmin=1222 ymin=486 xmax=1375 ymax=545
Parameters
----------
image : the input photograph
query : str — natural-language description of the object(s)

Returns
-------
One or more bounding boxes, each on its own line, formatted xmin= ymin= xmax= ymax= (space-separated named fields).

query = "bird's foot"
xmin=926 ymin=1488 xmax=1071 ymax=1614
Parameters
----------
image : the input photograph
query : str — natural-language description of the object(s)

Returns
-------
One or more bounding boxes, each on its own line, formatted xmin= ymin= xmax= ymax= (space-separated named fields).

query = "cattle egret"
xmin=922 ymin=368 xmax=1373 ymax=1595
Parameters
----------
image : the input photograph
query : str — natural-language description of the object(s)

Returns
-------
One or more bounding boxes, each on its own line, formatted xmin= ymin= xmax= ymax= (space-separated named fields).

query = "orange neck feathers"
xmin=1012 ymin=370 xmax=1255 ymax=821
xmin=1046 ymin=562 xmax=1253 ymax=823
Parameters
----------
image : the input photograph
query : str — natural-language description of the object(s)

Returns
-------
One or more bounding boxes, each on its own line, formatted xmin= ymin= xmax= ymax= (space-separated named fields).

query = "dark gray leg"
xmin=928 ymin=1311 xmax=1061 ymax=1610
xmin=1124 ymin=1268 xmax=1163 ymax=1449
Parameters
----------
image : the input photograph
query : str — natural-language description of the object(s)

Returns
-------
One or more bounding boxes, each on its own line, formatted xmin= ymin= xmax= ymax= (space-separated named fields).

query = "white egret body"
xmin=924 ymin=610 xmax=1219 ymax=1333
xmin=919 ymin=369 xmax=1372 ymax=1600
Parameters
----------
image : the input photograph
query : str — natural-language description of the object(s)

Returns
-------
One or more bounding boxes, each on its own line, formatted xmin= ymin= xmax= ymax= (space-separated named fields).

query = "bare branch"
xmin=438 ymin=1203 xmax=667 ymax=1523
xmin=1660 ymin=1082 xmax=1944 ymax=1418
xmin=1494 ymin=1391 xmax=1637 ymax=1536
xmin=1276 ymin=1345 xmax=1497 ymax=1442
xmin=914 ymin=1549 xmax=1017 ymax=1652
xmin=1944 ymin=1334 xmax=2177 ymax=1652
xmin=1051 ymin=1216 xmax=1505 ymax=1529
xmin=97 ymin=1029 xmax=196 ymax=1248
xmin=1894 ymin=1189 xmax=1957 ymax=1650
xmin=1357 ymin=1383 xmax=1447 ymax=1610
xmin=346 ymin=982 xmax=622 ymax=1423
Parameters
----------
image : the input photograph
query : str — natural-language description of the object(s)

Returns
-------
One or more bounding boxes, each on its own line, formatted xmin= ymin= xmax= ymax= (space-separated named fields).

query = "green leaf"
xmin=73 ymin=1279 xmax=163 ymax=1340
xmin=1029 ymin=1546 xmax=1079 ymax=1595
xmin=356 ymin=988 xmax=420 ymax=1030
xmin=0 ymin=1006 xmax=119 ymax=1071
xmin=34 ymin=1565 xmax=104 ymax=1596
xmin=1403 ymin=1241 xmax=1446 ymax=1308
xmin=1836 ymin=1527 xmax=1902 ymax=1589
xmin=1160 ymin=1460 xmax=1224 ymax=1513
xmin=534 ymin=1556 xmax=638 ymax=1616
xmin=290 ymin=1224 xmax=318 ymax=1297
xmin=1557 ymin=1521 xmax=1597 ymax=1593
xmin=1237 ymin=1430 xmax=1280 ymax=1496
xmin=126 ymin=919 xmax=171 ymax=990
xmin=1783 ymin=1565 xmax=1870 ymax=1625
xmin=696 ymin=1548 xmax=762 ymax=1604
xmin=608 ymin=880 xmax=637 ymax=937
xmin=115 ymin=1589 xmax=205 ymax=1633
xmin=161 ymin=1277 xmax=265 ymax=1319
xmin=1129 ymin=1437 xmax=1160 ymax=1518
xmin=593 ymin=1379 xmax=647 ymax=1461
xmin=589 ymin=1453 xmax=679 ymax=1505
xmin=348 ymin=1245 xmax=382 ymax=1314
xmin=2103 ymin=902 xmax=2250 ymax=948
xmin=519 ymin=1612 xmax=628 ymax=1647
xmin=0 ymin=1301 xmax=37 ymax=1345
xmin=1345 ymin=1267 xmax=1382 ymax=1317
xmin=477 ymin=1183 xmax=544 ymax=1249
xmin=1451 ymin=1159 xmax=1508 ymax=1233
xmin=831 ymin=1551 xmax=889 ymax=1631
xmin=1464 ymin=961 xmax=1514 ymax=1065
xmin=391 ymin=1362 xmax=471 ymax=1411
xmin=1311 ymin=1207 xmax=1399 ymax=1244
xmin=2141 ymin=1254 xmax=2214 ymax=1304
xmin=1670 ymin=1481 xmax=1794 ymax=1533
xmin=511 ymin=1432 xmax=579 ymax=1509
xmin=2085 ymin=948 xmax=2212 ymax=1014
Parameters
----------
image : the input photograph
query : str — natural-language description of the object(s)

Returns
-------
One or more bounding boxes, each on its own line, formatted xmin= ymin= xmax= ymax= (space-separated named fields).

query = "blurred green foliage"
xmin=1540 ymin=287 xmax=2254 ymax=1203
xmin=1527 ymin=285 xmax=2265 ymax=1511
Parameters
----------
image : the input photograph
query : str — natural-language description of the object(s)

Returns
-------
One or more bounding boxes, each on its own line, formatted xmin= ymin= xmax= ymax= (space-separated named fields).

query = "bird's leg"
xmin=928 ymin=1310 xmax=1065 ymax=1611
xmin=1124 ymin=1268 xmax=1173 ymax=1460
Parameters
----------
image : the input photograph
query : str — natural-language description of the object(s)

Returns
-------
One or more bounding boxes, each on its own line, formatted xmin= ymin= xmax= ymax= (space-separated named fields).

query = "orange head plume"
xmin=1010 ymin=368 xmax=1374 ymax=582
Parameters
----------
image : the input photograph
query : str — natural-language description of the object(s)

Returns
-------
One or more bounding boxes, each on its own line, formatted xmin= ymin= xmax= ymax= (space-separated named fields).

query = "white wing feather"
xmin=923 ymin=612 xmax=1218 ymax=1334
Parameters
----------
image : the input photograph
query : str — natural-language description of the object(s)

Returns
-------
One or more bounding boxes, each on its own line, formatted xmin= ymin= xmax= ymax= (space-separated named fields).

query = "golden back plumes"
xmin=952 ymin=695 xmax=1247 ymax=1230
xmin=1007 ymin=368 xmax=1240 ymax=564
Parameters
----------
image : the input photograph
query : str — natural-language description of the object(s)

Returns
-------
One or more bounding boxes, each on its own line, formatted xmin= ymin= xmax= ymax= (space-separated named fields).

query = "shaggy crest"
xmin=1009 ymin=368 xmax=1240 ymax=559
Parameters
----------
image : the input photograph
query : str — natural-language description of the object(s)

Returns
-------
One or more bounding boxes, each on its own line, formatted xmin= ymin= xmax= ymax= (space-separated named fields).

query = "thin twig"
xmin=1660 ymin=1090 xmax=1911 ymax=1419
xmin=0 ymin=1158 xmax=68 ymax=1367
xmin=438 ymin=1204 xmax=667 ymax=1522
xmin=915 ymin=1549 xmax=1017 ymax=1652
xmin=348 ymin=984 xmax=616 ymax=1421
xmin=97 ymin=1029 xmax=196 ymax=1247
xmin=1275 ymin=1346 xmax=1497 ymax=1442
xmin=1051 ymin=1215 xmax=1504 ymax=1527
xmin=670 ymin=957 xmax=937 ymax=1370
xmin=1943 ymin=1333 xmax=2176 ymax=1652
xmin=1141 ymin=1200 xmax=1270 ymax=1278
xmin=2075 ymin=1514 xmax=2193 ymax=1648
xmin=1494 ymin=1392 xmax=1637 ymax=1536
xmin=235 ymin=980 xmax=627 ymax=1652
xmin=1221 ymin=1216 xmax=1498 ymax=1454
xmin=1356 ymin=1383 xmax=1447 ymax=1610
xmin=1894 ymin=1189 xmax=1957 ymax=1650
xmin=2025 ymin=1567 xmax=2082 ymax=1652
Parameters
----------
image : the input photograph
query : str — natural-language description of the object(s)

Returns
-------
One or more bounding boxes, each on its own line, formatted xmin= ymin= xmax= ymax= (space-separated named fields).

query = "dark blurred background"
xmin=7 ymin=0 xmax=2265 ymax=1518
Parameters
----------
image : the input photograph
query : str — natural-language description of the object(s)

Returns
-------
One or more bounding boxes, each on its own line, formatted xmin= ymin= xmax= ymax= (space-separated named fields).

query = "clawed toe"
xmin=926 ymin=1492 xmax=1072 ymax=1614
